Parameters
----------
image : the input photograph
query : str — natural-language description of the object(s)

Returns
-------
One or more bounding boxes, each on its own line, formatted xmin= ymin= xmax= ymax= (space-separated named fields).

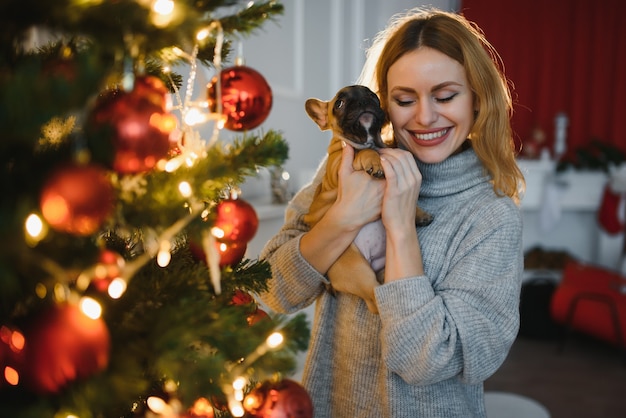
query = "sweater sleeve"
xmin=257 ymin=159 xmax=331 ymax=314
xmin=375 ymin=196 xmax=523 ymax=385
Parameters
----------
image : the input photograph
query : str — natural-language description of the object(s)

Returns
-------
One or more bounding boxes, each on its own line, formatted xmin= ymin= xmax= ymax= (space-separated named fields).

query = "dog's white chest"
xmin=353 ymin=220 xmax=386 ymax=273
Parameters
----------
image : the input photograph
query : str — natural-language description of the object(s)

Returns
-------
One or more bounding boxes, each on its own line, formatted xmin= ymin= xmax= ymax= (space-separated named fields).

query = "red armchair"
xmin=550 ymin=260 xmax=626 ymax=349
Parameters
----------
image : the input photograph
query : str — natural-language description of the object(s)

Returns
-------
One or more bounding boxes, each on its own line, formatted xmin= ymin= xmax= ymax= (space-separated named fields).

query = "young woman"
xmin=259 ymin=8 xmax=525 ymax=417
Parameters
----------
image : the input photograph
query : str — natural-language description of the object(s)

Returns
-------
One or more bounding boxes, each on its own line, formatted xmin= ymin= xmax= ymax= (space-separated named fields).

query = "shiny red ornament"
xmin=214 ymin=198 xmax=259 ymax=243
xmin=247 ymin=308 xmax=270 ymax=326
xmin=207 ymin=65 xmax=273 ymax=131
xmin=216 ymin=240 xmax=247 ymax=267
xmin=243 ymin=379 xmax=313 ymax=418
xmin=19 ymin=303 xmax=110 ymax=394
xmin=40 ymin=163 xmax=115 ymax=236
xmin=189 ymin=239 xmax=247 ymax=268
xmin=89 ymin=75 xmax=177 ymax=173
xmin=230 ymin=289 xmax=254 ymax=306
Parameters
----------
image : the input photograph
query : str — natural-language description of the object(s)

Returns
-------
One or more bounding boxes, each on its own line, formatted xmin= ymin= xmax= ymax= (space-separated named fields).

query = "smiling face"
xmin=386 ymin=47 xmax=475 ymax=163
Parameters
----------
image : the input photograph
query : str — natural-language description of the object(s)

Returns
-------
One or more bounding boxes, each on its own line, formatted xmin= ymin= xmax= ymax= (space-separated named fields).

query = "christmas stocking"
xmin=598 ymin=184 xmax=625 ymax=235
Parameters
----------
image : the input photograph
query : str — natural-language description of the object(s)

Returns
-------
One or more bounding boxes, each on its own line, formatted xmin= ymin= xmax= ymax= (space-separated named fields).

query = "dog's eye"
xmin=334 ymin=100 xmax=345 ymax=110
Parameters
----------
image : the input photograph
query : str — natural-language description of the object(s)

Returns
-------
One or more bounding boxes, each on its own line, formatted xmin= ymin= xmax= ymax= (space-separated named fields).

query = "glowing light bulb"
xmin=178 ymin=181 xmax=192 ymax=198
xmin=164 ymin=158 xmax=182 ymax=172
xmin=4 ymin=366 xmax=19 ymax=386
xmin=152 ymin=0 xmax=174 ymax=15
xmin=197 ymin=28 xmax=210 ymax=41
xmin=80 ymin=297 xmax=102 ymax=320
xmin=147 ymin=396 xmax=168 ymax=414
xmin=157 ymin=240 xmax=172 ymax=267
xmin=184 ymin=107 xmax=208 ymax=126
xmin=108 ymin=278 xmax=127 ymax=299
xmin=266 ymin=332 xmax=284 ymax=349
xmin=229 ymin=400 xmax=245 ymax=417
xmin=24 ymin=213 xmax=47 ymax=244
xmin=211 ymin=227 xmax=225 ymax=239
xmin=233 ymin=376 xmax=247 ymax=390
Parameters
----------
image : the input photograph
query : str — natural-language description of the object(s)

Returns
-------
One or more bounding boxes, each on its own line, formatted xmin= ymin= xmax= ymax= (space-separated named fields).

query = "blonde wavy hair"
xmin=357 ymin=8 xmax=525 ymax=203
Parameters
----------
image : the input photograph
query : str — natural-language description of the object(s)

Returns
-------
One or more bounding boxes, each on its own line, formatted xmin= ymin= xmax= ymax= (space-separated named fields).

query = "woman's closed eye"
xmin=435 ymin=92 xmax=458 ymax=103
xmin=394 ymin=98 xmax=415 ymax=107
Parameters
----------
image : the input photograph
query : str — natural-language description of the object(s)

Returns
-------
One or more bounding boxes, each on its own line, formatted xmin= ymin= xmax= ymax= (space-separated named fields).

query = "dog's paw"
xmin=366 ymin=164 xmax=385 ymax=179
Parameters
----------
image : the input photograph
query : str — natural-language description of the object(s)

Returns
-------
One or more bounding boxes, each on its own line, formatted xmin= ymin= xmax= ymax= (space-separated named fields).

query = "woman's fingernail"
xmin=341 ymin=140 xmax=346 ymax=148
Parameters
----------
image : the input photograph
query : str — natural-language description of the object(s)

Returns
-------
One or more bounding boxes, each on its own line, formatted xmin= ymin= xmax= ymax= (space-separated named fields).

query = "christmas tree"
xmin=0 ymin=1 xmax=311 ymax=417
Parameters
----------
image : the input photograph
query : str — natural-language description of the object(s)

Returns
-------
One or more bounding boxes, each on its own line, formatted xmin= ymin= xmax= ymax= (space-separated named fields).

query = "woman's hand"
xmin=378 ymin=147 xmax=425 ymax=281
xmin=378 ymin=148 xmax=422 ymax=230
xmin=332 ymin=142 xmax=385 ymax=228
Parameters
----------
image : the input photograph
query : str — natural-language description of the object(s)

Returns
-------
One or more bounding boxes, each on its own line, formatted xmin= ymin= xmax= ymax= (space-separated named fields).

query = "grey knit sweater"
xmin=259 ymin=147 xmax=523 ymax=417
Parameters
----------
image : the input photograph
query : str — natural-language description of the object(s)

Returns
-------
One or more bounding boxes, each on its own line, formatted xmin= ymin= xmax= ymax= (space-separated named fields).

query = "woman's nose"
xmin=414 ymin=101 xmax=437 ymax=126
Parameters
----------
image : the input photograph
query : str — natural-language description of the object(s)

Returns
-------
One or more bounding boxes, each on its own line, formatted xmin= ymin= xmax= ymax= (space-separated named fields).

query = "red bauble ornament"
xmin=132 ymin=75 xmax=170 ymax=110
xmin=207 ymin=65 xmax=273 ymax=131
xmin=230 ymin=289 xmax=254 ymax=306
xmin=40 ymin=163 xmax=115 ymax=236
xmin=20 ymin=303 xmax=110 ymax=394
xmin=189 ymin=239 xmax=247 ymax=268
xmin=243 ymin=379 xmax=313 ymax=418
xmin=214 ymin=198 xmax=259 ymax=243
xmin=247 ymin=308 xmax=270 ymax=326
xmin=89 ymin=75 xmax=177 ymax=173
xmin=215 ymin=240 xmax=247 ymax=267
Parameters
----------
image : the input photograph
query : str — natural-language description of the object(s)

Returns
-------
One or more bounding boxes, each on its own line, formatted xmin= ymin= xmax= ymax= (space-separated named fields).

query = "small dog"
xmin=303 ymin=85 xmax=432 ymax=313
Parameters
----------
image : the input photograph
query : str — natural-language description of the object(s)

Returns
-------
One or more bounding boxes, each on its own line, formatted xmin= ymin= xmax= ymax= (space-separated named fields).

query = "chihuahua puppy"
xmin=303 ymin=85 xmax=432 ymax=313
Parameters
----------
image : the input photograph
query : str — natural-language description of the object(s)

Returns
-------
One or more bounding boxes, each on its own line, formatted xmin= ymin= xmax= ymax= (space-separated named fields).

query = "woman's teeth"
xmin=414 ymin=128 xmax=448 ymax=141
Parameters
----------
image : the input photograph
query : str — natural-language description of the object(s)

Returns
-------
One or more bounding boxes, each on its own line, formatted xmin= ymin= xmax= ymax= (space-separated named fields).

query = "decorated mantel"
xmin=518 ymin=129 xmax=626 ymax=278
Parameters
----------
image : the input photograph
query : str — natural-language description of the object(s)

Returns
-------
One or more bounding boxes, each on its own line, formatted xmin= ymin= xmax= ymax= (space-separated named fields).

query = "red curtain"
xmin=461 ymin=0 xmax=626 ymax=158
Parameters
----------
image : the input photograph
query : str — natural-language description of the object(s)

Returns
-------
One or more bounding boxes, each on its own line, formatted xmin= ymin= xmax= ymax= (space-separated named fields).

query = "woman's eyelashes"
xmin=392 ymin=91 xmax=458 ymax=107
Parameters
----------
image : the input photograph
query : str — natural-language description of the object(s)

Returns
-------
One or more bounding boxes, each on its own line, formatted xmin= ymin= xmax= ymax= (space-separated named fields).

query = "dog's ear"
xmin=305 ymin=98 xmax=331 ymax=130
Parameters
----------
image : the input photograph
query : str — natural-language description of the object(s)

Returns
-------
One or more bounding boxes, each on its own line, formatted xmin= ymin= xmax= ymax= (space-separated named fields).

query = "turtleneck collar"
xmin=416 ymin=146 xmax=490 ymax=199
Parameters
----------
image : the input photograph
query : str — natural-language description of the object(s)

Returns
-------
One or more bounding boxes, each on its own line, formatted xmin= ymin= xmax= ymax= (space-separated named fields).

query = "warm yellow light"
xmin=108 ymin=278 xmax=127 ymax=299
xmin=266 ymin=331 xmax=284 ymax=349
xmin=185 ymin=152 xmax=199 ymax=167
xmin=157 ymin=240 xmax=172 ymax=267
xmin=79 ymin=297 xmax=102 ymax=320
xmin=147 ymin=396 xmax=169 ymax=414
xmin=197 ymin=27 xmax=210 ymax=41
xmin=152 ymin=0 xmax=174 ymax=15
xmin=233 ymin=376 xmax=247 ymax=391
xmin=10 ymin=329 xmax=25 ymax=351
xmin=165 ymin=158 xmax=182 ymax=172
xmin=229 ymin=400 xmax=245 ymax=417
xmin=211 ymin=227 xmax=225 ymax=239
xmin=157 ymin=250 xmax=171 ymax=267
xmin=24 ymin=213 xmax=47 ymax=244
xmin=178 ymin=181 xmax=192 ymax=198
xmin=25 ymin=213 xmax=43 ymax=237
xmin=184 ymin=107 xmax=208 ymax=126
xmin=4 ymin=366 xmax=19 ymax=386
